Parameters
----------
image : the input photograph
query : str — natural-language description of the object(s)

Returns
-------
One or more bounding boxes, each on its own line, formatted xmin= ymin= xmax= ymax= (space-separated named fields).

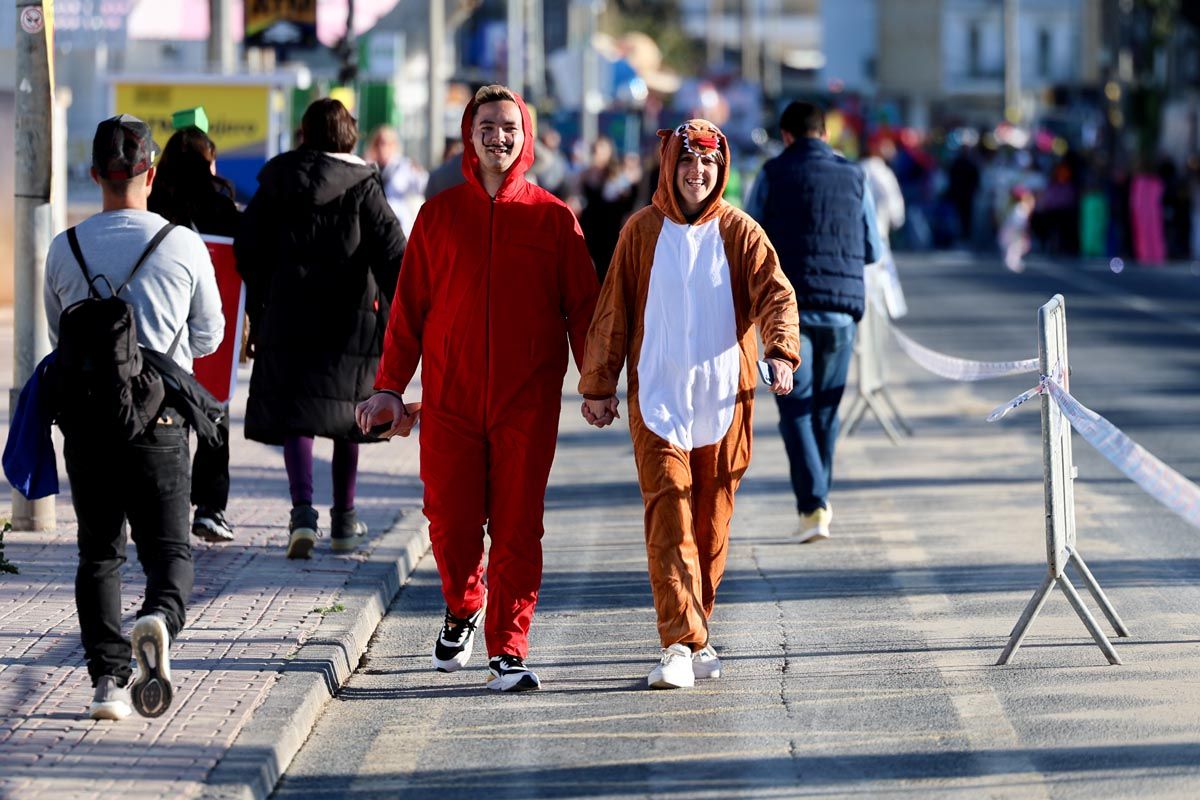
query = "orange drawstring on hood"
xmin=459 ymin=89 xmax=537 ymax=202
xmin=651 ymin=118 xmax=731 ymax=226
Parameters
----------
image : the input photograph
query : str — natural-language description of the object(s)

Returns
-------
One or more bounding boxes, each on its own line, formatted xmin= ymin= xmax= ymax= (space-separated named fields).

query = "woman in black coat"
xmin=234 ymin=99 xmax=406 ymax=558
xmin=148 ymin=125 xmax=240 ymax=546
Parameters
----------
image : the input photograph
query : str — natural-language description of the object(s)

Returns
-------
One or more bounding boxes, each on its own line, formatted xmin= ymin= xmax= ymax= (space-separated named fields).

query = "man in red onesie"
xmin=356 ymin=85 xmax=598 ymax=692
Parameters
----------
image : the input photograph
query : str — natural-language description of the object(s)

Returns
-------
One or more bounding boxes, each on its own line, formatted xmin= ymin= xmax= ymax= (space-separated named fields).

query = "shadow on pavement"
xmin=272 ymin=742 xmax=1200 ymax=798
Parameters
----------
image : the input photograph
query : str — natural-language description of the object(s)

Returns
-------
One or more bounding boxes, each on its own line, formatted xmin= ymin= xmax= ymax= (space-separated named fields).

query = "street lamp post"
xmin=428 ymin=0 xmax=445 ymax=169
xmin=708 ymin=0 xmax=723 ymax=69
xmin=1004 ymin=0 xmax=1021 ymax=123
xmin=507 ymin=0 xmax=525 ymax=96
xmin=12 ymin=0 xmax=56 ymax=531
xmin=208 ymin=0 xmax=236 ymax=74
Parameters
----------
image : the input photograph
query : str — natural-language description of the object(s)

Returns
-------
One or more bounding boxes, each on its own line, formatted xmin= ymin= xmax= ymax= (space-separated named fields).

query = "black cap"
xmin=92 ymin=114 xmax=159 ymax=181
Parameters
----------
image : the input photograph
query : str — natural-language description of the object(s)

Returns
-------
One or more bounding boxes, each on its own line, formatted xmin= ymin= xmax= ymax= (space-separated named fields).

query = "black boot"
xmin=330 ymin=507 xmax=367 ymax=553
xmin=287 ymin=505 xmax=319 ymax=559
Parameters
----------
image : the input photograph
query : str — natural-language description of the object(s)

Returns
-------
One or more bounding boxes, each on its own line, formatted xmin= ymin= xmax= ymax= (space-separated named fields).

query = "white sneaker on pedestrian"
xmin=486 ymin=654 xmax=541 ymax=692
xmin=692 ymin=643 xmax=722 ymax=679
xmin=89 ymin=675 xmax=132 ymax=721
xmin=129 ymin=613 xmax=173 ymax=718
xmin=796 ymin=503 xmax=832 ymax=544
xmin=431 ymin=606 xmax=484 ymax=672
xmin=647 ymin=644 xmax=695 ymax=689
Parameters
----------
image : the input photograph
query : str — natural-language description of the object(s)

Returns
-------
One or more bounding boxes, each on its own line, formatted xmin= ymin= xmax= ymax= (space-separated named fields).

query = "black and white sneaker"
xmin=129 ymin=613 xmax=173 ymax=718
xmin=431 ymin=606 xmax=484 ymax=672
xmin=486 ymin=654 xmax=541 ymax=692
xmin=192 ymin=508 xmax=234 ymax=543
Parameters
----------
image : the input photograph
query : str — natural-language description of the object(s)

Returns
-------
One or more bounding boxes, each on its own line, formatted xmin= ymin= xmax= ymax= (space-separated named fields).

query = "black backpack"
xmin=52 ymin=224 xmax=180 ymax=440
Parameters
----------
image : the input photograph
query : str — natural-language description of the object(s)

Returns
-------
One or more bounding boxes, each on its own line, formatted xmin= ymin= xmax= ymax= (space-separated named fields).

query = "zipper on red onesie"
xmin=485 ymin=196 xmax=495 ymax=430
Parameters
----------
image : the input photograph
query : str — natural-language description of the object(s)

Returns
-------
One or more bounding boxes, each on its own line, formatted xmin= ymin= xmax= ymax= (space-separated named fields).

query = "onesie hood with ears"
xmin=651 ymin=118 xmax=731 ymax=226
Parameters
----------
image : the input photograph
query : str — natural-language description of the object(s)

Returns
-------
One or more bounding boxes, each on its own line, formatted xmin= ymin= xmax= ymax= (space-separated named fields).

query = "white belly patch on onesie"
xmin=639 ymin=218 xmax=740 ymax=451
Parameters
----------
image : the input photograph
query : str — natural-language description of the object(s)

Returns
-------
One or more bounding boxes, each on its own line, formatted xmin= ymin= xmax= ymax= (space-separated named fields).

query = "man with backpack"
xmin=43 ymin=115 xmax=224 ymax=721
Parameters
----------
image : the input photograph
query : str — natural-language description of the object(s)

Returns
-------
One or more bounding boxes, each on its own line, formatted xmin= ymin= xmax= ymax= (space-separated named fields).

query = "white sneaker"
xmin=89 ymin=676 xmax=132 ymax=721
xmin=796 ymin=504 xmax=832 ymax=543
xmin=129 ymin=613 xmax=173 ymax=718
xmin=431 ymin=606 xmax=484 ymax=672
xmin=647 ymin=644 xmax=695 ymax=689
xmin=486 ymin=654 xmax=541 ymax=692
xmin=693 ymin=644 xmax=722 ymax=679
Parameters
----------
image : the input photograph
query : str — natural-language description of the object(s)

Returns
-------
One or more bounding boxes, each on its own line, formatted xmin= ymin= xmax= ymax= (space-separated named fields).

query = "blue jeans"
xmin=774 ymin=322 xmax=857 ymax=514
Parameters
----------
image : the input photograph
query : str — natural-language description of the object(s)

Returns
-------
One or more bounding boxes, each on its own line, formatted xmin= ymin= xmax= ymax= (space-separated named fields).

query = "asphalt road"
xmin=273 ymin=251 xmax=1200 ymax=799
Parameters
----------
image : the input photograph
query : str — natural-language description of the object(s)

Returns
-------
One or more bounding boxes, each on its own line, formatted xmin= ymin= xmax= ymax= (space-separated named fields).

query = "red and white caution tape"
xmin=990 ymin=374 xmax=1200 ymax=531
xmin=1043 ymin=378 xmax=1200 ymax=530
xmin=887 ymin=323 xmax=1040 ymax=382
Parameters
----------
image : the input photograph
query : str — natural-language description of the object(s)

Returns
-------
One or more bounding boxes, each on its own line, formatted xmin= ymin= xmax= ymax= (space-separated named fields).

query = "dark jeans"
xmin=191 ymin=411 xmax=229 ymax=512
xmin=775 ymin=323 xmax=857 ymax=514
xmin=63 ymin=409 xmax=193 ymax=686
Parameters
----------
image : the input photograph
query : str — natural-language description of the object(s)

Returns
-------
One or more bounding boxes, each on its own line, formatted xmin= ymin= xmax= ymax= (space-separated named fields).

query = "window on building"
xmin=1038 ymin=29 xmax=1052 ymax=78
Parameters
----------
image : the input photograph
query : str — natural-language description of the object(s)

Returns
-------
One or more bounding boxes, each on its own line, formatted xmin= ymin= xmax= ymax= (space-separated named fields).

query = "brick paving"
xmin=0 ymin=310 xmax=424 ymax=800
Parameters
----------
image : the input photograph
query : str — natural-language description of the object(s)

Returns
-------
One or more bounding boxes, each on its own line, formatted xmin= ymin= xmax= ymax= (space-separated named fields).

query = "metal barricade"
xmin=997 ymin=294 xmax=1129 ymax=666
xmin=843 ymin=262 xmax=912 ymax=445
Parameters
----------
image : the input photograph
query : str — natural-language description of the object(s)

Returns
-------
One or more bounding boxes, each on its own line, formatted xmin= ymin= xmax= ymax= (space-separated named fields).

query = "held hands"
xmin=766 ymin=358 xmax=794 ymax=396
xmin=355 ymin=392 xmax=422 ymax=439
xmin=581 ymin=396 xmax=620 ymax=428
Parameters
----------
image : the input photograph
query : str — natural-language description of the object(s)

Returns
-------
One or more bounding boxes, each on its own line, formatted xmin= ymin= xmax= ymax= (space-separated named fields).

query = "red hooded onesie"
xmin=375 ymin=92 xmax=599 ymax=659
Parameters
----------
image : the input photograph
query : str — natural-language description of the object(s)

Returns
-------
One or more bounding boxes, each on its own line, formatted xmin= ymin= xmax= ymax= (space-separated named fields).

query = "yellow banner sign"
xmin=113 ymin=83 xmax=271 ymax=156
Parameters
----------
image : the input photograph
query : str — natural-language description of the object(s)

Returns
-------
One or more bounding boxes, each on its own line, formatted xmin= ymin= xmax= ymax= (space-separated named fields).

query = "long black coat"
xmin=234 ymin=150 xmax=406 ymax=444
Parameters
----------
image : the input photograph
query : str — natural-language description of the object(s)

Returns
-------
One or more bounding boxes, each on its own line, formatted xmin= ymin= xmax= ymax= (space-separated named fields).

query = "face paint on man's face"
xmin=472 ymin=100 xmax=525 ymax=178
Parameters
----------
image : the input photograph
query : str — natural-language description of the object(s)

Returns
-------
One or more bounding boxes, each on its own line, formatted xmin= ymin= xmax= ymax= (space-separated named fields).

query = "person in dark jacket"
xmin=235 ymin=98 xmax=406 ymax=558
xmin=149 ymin=125 xmax=240 ymax=545
xmin=746 ymin=101 xmax=882 ymax=544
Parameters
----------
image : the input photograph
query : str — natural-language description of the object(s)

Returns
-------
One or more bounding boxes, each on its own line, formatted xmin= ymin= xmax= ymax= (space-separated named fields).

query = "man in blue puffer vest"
xmin=746 ymin=101 xmax=883 ymax=543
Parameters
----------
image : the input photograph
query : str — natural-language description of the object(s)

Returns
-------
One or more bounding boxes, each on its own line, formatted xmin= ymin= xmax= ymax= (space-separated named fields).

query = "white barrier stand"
xmin=843 ymin=263 xmax=912 ymax=445
xmin=997 ymin=295 xmax=1129 ymax=666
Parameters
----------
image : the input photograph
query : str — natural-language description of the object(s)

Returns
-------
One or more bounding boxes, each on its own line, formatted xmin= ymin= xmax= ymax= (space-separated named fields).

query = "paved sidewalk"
xmin=0 ymin=310 xmax=426 ymax=800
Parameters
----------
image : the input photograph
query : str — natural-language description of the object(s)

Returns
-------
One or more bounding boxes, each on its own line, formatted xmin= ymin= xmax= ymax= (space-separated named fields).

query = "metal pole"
xmin=707 ymin=0 xmax=723 ymax=69
xmin=507 ymin=0 xmax=525 ymax=95
xmin=1057 ymin=574 xmax=1122 ymax=665
xmin=580 ymin=0 xmax=600 ymax=149
xmin=208 ymin=0 xmax=236 ymax=74
xmin=1069 ymin=549 xmax=1130 ymax=637
xmin=762 ymin=0 xmax=782 ymax=98
xmin=52 ymin=87 xmax=70 ymax=237
xmin=526 ymin=0 xmax=546 ymax=103
xmin=741 ymin=0 xmax=760 ymax=85
xmin=996 ymin=571 xmax=1055 ymax=665
xmin=1004 ymin=0 xmax=1021 ymax=123
xmin=12 ymin=0 xmax=56 ymax=532
xmin=428 ymin=0 xmax=445 ymax=169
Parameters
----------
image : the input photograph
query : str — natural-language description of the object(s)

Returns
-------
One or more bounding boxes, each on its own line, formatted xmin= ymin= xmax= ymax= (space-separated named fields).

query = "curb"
xmin=199 ymin=510 xmax=430 ymax=800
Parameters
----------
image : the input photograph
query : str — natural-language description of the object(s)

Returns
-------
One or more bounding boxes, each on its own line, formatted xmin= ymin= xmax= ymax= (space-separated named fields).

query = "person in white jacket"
xmin=861 ymin=139 xmax=906 ymax=250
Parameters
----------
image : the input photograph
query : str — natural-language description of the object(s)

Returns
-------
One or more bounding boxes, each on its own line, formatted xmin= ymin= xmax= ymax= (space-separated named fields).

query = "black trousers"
xmin=63 ymin=409 xmax=193 ymax=686
xmin=191 ymin=411 xmax=229 ymax=512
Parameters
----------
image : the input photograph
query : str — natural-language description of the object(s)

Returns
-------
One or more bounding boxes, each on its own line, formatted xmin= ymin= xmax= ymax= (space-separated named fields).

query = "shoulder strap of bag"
xmin=66 ymin=227 xmax=105 ymax=300
xmin=116 ymin=223 xmax=178 ymax=296
xmin=164 ymin=323 xmax=185 ymax=361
